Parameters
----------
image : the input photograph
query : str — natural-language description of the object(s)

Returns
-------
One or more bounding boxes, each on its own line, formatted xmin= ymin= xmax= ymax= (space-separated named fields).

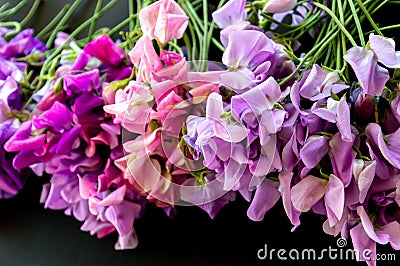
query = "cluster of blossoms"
xmin=0 ymin=0 xmax=399 ymax=264
xmin=0 ymin=27 xmax=46 ymax=199
xmin=4 ymin=33 xmax=144 ymax=249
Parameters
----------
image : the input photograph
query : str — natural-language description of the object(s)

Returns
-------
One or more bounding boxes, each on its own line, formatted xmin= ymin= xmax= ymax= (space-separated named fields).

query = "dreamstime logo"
xmin=122 ymin=60 xmax=280 ymax=206
xmin=257 ymin=238 xmax=397 ymax=262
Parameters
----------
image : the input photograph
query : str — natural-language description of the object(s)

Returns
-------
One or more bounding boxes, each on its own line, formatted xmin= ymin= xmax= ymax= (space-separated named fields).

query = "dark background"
xmin=2 ymin=0 xmax=400 ymax=265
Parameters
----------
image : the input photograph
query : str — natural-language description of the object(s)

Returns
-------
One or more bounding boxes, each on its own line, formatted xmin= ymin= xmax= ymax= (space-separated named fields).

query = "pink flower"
xmin=139 ymin=0 xmax=189 ymax=46
xmin=263 ymin=0 xmax=297 ymax=13
xmin=129 ymin=36 xmax=163 ymax=81
xmin=103 ymin=80 xmax=153 ymax=134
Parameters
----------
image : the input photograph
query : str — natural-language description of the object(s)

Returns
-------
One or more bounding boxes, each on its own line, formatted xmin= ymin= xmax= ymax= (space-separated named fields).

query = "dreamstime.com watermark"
xmin=257 ymin=238 xmax=397 ymax=262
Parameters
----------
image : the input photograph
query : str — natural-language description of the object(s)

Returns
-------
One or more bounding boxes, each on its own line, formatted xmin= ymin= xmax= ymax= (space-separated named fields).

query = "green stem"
xmin=273 ymin=11 xmax=323 ymax=39
xmin=46 ymin=0 xmax=82 ymax=47
xmin=182 ymin=1 xmax=204 ymax=30
xmin=205 ymin=0 xmax=226 ymax=58
xmin=128 ymin=0 xmax=134 ymax=31
xmin=168 ymin=39 xmax=184 ymax=56
xmin=42 ymin=0 xmax=119 ymax=75
xmin=135 ymin=0 xmax=142 ymax=29
xmin=20 ymin=0 xmax=41 ymax=27
xmin=369 ymin=0 xmax=389 ymax=15
xmin=313 ymin=2 xmax=357 ymax=46
xmin=354 ymin=0 xmax=383 ymax=35
xmin=2 ymin=21 xmax=21 ymax=39
xmin=88 ymin=0 xmax=103 ymax=39
xmin=347 ymin=0 xmax=365 ymax=46
xmin=202 ymin=0 xmax=208 ymax=62
xmin=365 ymin=24 xmax=400 ymax=34
xmin=279 ymin=27 xmax=340 ymax=86
xmin=107 ymin=14 xmax=136 ymax=36
xmin=0 ymin=3 xmax=10 ymax=14
xmin=187 ymin=21 xmax=199 ymax=60
xmin=36 ymin=4 xmax=70 ymax=40
xmin=212 ymin=37 xmax=225 ymax=52
xmin=183 ymin=32 xmax=193 ymax=60
xmin=0 ymin=0 xmax=28 ymax=21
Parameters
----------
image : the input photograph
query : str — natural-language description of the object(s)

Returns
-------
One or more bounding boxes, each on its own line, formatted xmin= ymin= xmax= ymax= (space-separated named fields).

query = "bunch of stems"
xmin=258 ymin=0 xmax=400 ymax=85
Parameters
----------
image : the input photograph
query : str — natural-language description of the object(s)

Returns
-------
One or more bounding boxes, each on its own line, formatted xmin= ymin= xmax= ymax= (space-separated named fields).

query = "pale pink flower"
xmin=139 ymin=0 xmax=188 ymax=46
xmin=263 ymin=0 xmax=297 ymax=13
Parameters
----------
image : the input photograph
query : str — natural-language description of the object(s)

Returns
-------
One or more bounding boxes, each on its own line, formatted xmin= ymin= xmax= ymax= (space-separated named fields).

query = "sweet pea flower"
xmin=365 ymin=123 xmax=400 ymax=170
xmin=0 ymin=119 xmax=25 ymax=198
xmin=344 ymin=34 xmax=400 ymax=96
xmin=181 ymin=173 xmax=237 ymax=219
xmin=221 ymin=30 xmax=293 ymax=91
xmin=83 ymin=35 xmax=132 ymax=82
xmin=291 ymin=174 xmax=345 ymax=227
xmin=263 ymin=0 xmax=297 ymax=14
xmin=0 ymin=77 xmax=21 ymax=121
xmin=278 ymin=171 xmax=301 ymax=231
xmin=350 ymin=206 xmax=400 ymax=265
xmin=212 ymin=0 xmax=247 ymax=29
xmin=231 ymin=77 xmax=286 ymax=180
xmin=103 ymin=80 xmax=153 ymax=134
xmin=84 ymin=34 xmax=126 ymax=67
xmin=139 ymin=0 xmax=188 ymax=46
xmin=247 ymin=177 xmax=280 ymax=221
xmin=184 ymin=93 xmax=249 ymax=190
xmin=129 ymin=36 xmax=163 ymax=82
xmin=211 ymin=0 xmax=262 ymax=47
xmin=0 ymin=29 xmax=46 ymax=59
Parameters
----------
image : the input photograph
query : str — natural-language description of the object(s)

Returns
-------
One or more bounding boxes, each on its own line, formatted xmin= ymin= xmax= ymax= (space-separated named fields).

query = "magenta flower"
xmin=139 ymin=0 xmax=188 ymax=46
xmin=32 ymin=101 xmax=73 ymax=133
xmin=84 ymin=35 xmax=132 ymax=81
xmin=4 ymin=121 xmax=46 ymax=153
xmin=84 ymin=34 xmax=126 ymax=67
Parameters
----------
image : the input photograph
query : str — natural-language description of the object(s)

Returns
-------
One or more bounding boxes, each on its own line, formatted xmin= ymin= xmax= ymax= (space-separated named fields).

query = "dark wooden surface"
xmin=0 ymin=176 xmax=363 ymax=266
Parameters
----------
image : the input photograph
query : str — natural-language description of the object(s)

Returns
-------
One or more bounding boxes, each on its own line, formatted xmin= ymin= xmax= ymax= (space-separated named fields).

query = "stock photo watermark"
xmin=257 ymin=238 xmax=397 ymax=262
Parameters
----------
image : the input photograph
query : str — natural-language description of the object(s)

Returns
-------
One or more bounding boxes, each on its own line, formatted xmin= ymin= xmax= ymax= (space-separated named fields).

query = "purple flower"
xmin=0 ymin=119 xmax=25 ymax=198
xmin=365 ymin=123 xmax=400 ymax=170
xmin=247 ymin=177 xmax=280 ymax=221
xmin=278 ymin=171 xmax=300 ymax=231
xmin=328 ymin=132 xmax=356 ymax=187
xmin=181 ymin=174 xmax=237 ymax=219
xmin=344 ymin=34 xmax=400 ymax=96
xmin=221 ymin=30 xmax=293 ymax=91
xmin=299 ymin=135 xmax=329 ymax=169
xmin=212 ymin=0 xmax=247 ymax=29
xmin=184 ymin=93 xmax=249 ymax=190
xmin=0 ymin=29 xmax=46 ymax=59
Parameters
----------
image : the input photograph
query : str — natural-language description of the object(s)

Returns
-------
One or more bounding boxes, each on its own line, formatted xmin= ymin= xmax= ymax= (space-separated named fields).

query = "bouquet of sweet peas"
xmin=0 ymin=0 xmax=399 ymax=264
